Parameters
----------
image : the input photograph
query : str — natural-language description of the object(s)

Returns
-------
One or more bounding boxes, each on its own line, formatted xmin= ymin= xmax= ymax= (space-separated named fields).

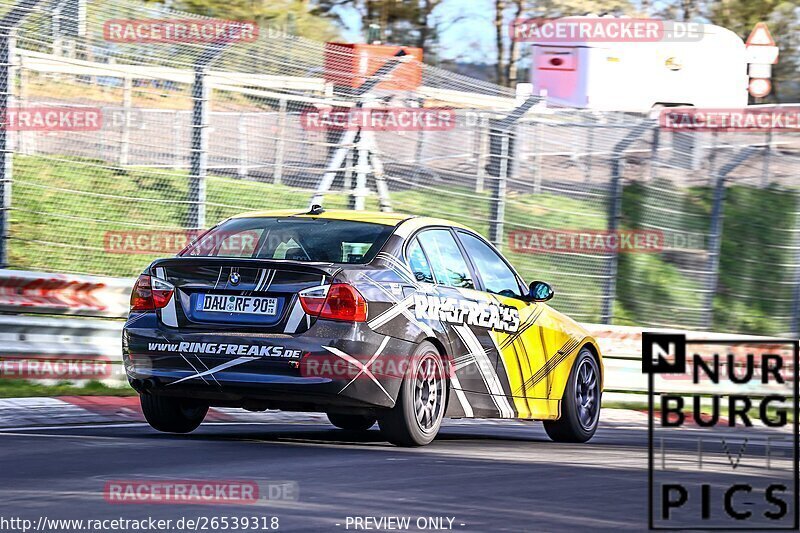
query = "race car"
xmin=123 ymin=207 xmax=603 ymax=446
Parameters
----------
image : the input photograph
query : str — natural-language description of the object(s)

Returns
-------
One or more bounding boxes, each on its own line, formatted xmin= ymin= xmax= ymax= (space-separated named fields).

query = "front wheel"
xmin=140 ymin=394 xmax=208 ymax=434
xmin=379 ymin=341 xmax=447 ymax=447
xmin=544 ymin=348 xmax=601 ymax=443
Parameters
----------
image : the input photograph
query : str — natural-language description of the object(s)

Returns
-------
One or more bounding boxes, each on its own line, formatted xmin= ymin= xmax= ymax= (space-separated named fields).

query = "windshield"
xmin=179 ymin=217 xmax=395 ymax=264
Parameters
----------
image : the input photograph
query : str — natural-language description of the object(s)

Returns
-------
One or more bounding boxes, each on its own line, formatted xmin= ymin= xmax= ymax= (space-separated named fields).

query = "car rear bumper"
xmin=123 ymin=314 xmax=416 ymax=411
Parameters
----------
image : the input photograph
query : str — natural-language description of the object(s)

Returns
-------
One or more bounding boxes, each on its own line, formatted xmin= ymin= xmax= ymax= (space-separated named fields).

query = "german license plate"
xmin=198 ymin=294 xmax=277 ymax=315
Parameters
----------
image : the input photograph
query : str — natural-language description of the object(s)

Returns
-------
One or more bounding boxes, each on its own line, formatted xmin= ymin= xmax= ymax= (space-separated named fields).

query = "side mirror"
xmin=528 ymin=281 xmax=554 ymax=302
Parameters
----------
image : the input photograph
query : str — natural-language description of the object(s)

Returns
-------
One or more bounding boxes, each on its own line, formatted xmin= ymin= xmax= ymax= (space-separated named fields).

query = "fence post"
xmin=532 ymin=121 xmax=542 ymax=194
xmin=701 ymin=144 xmax=760 ymax=329
xmin=584 ymin=123 xmax=595 ymax=183
xmin=704 ymin=168 xmax=725 ymax=330
xmin=273 ymin=98 xmax=286 ymax=184
xmin=17 ymin=49 xmax=31 ymax=155
xmin=0 ymin=0 xmax=42 ymax=268
xmin=237 ymin=112 xmax=247 ymax=178
xmin=119 ymin=74 xmax=132 ymax=166
xmin=790 ymin=192 xmax=800 ymax=337
xmin=600 ymin=122 xmax=652 ymax=324
xmin=761 ymin=130 xmax=772 ymax=188
xmin=487 ymin=118 xmax=510 ymax=246
xmin=649 ymin=126 xmax=659 ymax=182
xmin=188 ymin=40 xmax=229 ymax=229
xmin=475 ymin=116 xmax=487 ymax=193
xmin=414 ymin=129 xmax=426 ymax=166
xmin=0 ymin=34 xmax=12 ymax=268
xmin=188 ymin=67 xmax=209 ymax=229
xmin=484 ymin=96 xmax=542 ymax=247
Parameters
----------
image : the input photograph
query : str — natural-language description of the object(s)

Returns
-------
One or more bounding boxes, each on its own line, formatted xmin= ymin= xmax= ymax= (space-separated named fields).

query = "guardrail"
xmin=586 ymin=325 xmax=797 ymax=405
xmin=0 ymin=269 xmax=795 ymax=400
xmin=0 ymin=269 xmax=129 ymax=385
xmin=0 ymin=314 xmax=125 ymax=384
xmin=0 ymin=269 xmax=133 ymax=318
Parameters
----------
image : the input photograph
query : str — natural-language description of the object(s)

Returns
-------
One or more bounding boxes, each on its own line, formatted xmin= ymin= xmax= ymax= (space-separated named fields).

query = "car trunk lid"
xmin=149 ymin=257 xmax=340 ymax=333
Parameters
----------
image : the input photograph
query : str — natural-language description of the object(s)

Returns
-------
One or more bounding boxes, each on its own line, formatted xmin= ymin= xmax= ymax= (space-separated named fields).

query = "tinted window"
xmin=181 ymin=217 xmax=394 ymax=264
xmin=407 ymin=238 xmax=434 ymax=283
xmin=458 ymin=232 xmax=522 ymax=298
xmin=417 ymin=229 xmax=474 ymax=289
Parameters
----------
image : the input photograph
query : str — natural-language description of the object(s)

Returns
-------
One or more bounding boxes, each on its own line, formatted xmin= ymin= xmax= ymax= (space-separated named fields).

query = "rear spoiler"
xmin=148 ymin=257 xmax=342 ymax=279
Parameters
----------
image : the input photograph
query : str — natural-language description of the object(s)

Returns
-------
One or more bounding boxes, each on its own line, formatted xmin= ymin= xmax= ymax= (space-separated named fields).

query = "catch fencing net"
xmin=0 ymin=0 xmax=798 ymax=334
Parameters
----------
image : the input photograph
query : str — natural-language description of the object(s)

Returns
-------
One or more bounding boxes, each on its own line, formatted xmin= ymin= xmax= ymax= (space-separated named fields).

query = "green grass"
xmin=9 ymin=155 xmax=370 ymax=275
xmin=7 ymin=153 xmax=790 ymax=333
xmin=0 ymin=379 xmax=136 ymax=398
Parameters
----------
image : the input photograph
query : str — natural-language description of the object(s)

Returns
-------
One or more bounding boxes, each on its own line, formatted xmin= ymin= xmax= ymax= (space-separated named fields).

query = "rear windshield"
xmin=179 ymin=217 xmax=395 ymax=264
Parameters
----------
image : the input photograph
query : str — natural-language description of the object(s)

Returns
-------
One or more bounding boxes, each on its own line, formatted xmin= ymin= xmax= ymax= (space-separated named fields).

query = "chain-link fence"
xmin=0 ymin=0 xmax=798 ymax=335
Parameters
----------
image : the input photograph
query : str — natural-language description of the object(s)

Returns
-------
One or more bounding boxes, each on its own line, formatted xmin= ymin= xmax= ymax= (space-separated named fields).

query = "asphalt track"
xmin=0 ymin=413 xmax=795 ymax=532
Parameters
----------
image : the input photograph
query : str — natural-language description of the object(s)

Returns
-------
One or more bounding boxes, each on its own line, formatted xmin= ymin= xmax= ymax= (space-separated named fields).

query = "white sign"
xmin=748 ymin=78 xmax=772 ymax=98
xmin=746 ymin=23 xmax=775 ymax=46
xmin=745 ymin=22 xmax=779 ymax=65
xmin=745 ymin=46 xmax=779 ymax=65
xmin=748 ymin=63 xmax=772 ymax=78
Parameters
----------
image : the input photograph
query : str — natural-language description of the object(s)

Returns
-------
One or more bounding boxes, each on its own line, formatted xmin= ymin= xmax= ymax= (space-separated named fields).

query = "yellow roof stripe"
xmin=229 ymin=209 xmax=475 ymax=233
xmin=229 ymin=209 xmax=413 ymax=226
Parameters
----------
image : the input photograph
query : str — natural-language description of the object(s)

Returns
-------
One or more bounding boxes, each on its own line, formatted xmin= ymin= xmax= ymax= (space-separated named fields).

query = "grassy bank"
xmin=7 ymin=153 xmax=792 ymax=333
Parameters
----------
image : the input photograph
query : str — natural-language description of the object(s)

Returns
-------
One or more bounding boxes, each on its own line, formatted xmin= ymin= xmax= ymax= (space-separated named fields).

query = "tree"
xmin=311 ymin=0 xmax=444 ymax=55
xmin=143 ymin=0 xmax=340 ymax=41
xmin=707 ymin=0 xmax=800 ymax=103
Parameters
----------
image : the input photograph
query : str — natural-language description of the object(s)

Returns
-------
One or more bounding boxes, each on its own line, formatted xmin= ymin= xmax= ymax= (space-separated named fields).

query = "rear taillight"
xmin=298 ymin=283 xmax=367 ymax=322
xmin=130 ymin=274 xmax=174 ymax=311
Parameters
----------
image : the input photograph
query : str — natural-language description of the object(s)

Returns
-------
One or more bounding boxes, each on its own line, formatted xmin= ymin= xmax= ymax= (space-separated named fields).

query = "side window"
xmin=416 ymin=230 xmax=474 ymax=289
xmin=458 ymin=232 xmax=523 ymax=298
xmin=407 ymin=238 xmax=434 ymax=283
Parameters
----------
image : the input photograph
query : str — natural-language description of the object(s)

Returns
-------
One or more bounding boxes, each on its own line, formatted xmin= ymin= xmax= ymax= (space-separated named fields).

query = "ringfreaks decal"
xmin=147 ymin=342 xmax=302 ymax=359
xmin=414 ymin=294 xmax=520 ymax=333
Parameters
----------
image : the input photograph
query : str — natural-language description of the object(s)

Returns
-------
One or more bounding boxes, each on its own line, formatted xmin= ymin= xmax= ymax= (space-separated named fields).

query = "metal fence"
xmin=0 ymin=0 xmax=799 ymax=336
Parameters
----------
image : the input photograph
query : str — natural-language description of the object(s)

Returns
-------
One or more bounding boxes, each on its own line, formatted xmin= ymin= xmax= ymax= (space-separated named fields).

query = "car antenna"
xmin=307 ymin=204 xmax=325 ymax=215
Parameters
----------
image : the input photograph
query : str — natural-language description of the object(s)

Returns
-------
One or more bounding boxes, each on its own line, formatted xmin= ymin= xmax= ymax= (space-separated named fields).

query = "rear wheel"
xmin=326 ymin=413 xmax=376 ymax=431
xmin=379 ymin=341 xmax=446 ymax=447
xmin=140 ymin=394 xmax=208 ymax=434
xmin=544 ymin=348 xmax=601 ymax=443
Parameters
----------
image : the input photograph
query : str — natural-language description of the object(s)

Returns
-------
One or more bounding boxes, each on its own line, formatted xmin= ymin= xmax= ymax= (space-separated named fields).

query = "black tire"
xmin=378 ymin=341 xmax=447 ymax=447
xmin=140 ymin=394 xmax=208 ymax=434
xmin=326 ymin=413 xmax=376 ymax=431
xmin=544 ymin=348 xmax=601 ymax=443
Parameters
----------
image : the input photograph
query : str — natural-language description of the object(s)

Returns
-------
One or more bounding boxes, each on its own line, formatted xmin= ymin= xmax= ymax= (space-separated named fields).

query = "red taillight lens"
xmin=298 ymin=283 xmax=367 ymax=322
xmin=130 ymin=274 xmax=174 ymax=311
xmin=322 ymin=284 xmax=367 ymax=322
xmin=298 ymin=285 xmax=327 ymax=316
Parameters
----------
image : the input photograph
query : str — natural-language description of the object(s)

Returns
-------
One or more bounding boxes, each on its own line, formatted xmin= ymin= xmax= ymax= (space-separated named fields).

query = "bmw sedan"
xmin=123 ymin=207 xmax=603 ymax=446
